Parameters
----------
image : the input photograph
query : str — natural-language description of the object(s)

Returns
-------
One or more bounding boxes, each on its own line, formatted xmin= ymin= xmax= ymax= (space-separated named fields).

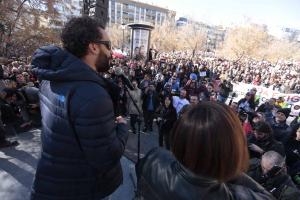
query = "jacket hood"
xmin=31 ymin=45 xmax=101 ymax=83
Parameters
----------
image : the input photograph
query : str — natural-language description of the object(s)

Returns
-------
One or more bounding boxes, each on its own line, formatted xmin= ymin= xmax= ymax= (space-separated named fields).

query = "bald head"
xmin=261 ymin=151 xmax=285 ymax=175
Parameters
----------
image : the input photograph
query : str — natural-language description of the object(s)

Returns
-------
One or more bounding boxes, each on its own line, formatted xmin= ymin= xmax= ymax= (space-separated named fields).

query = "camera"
xmin=238 ymin=110 xmax=248 ymax=122
xmin=260 ymin=165 xmax=283 ymax=186
xmin=231 ymin=92 xmax=237 ymax=98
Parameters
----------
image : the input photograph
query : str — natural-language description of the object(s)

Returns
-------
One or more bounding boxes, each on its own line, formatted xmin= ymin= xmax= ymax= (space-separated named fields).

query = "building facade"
xmin=176 ymin=17 xmax=226 ymax=50
xmin=45 ymin=0 xmax=175 ymax=28
xmin=282 ymin=28 xmax=300 ymax=42
xmin=195 ymin=22 xmax=226 ymax=50
xmin=108 ymin=0 xmax=175 ymax=26
xmin=48 ymin=0 xmax=82 ymax=29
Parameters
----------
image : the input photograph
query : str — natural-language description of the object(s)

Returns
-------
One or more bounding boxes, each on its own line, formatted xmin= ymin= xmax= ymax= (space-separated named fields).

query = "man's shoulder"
xmin=172 ymin=96 xmax=180 ymax=102
xmin=68 ymin=81 xmax=110 ymax=105
xmin=184 ymin=99 xmax=190 ymax=104
xmin=74 ymin=80 xmax=107 ymax=93
xmin=69 ymin=82 xmax=113 ymax=117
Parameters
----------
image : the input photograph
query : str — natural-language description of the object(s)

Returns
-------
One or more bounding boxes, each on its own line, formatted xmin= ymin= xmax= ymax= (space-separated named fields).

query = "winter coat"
xmin=247 ymin=134 xmax=286 ymax=159
xmin=159 ymin=105 xmax=177 ymax=132
xmin=30 ymin=45 xmax=128 ymax=200
xmin=248 ymin=160 xmax=300 ymax=200
xmin=219 ymin=82 xmax=233 ymax=98
xmin=269 ymin=120 xmax=292 ymax=144
xmin=238 ymin=98 xmax=256 ymax=113
xmin=136 ymin=148 xmax=275 ymax=200
xmin=127 ymin=88 xmax=142 ymax=115
xmin=285 ymin=138 xmax=300 ymax=176
xmin=142 ymin=90 xmax=160 ymax=111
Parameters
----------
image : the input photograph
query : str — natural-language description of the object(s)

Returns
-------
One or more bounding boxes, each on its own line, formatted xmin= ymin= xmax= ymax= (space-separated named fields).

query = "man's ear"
xmin=88 ymin=43 xmax=99 ymax=55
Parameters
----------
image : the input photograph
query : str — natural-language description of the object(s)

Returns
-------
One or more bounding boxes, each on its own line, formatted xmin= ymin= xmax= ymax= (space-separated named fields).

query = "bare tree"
xmin=107 ymin=24 xmax=123 ymax=49
xmin=217 ymin=24 xmax=270 ymax=60
xmin=217 ymin=24 xmax=300 ymax=62
xmin=261 ymin=39 xmax=300 ymax=62
xmin=0 ymin=0 xmax=61 ymax=58
xmin=150 ymin=21 xmax=206 ymax=52
xmin=179 ymin=24 xmax=206 ymax=52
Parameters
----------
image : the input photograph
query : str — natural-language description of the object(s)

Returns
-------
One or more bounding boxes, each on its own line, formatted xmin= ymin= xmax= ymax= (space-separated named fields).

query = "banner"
xmin=231 ymin=83 xmax=300 ymax=116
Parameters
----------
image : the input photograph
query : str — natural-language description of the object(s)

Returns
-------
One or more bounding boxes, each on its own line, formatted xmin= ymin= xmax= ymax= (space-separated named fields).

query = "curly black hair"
xmin=61 ymin=16 xmax=104 ymax=58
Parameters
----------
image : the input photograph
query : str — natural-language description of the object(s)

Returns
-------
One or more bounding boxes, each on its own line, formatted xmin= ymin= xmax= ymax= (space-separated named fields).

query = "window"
xmin=128 ymin=4 xmax=135 ymax=10
xmin=117 ymin=11 xmax=121 ymax=19
xmin=146 ymin=9 xmax=151 ymax=15
xmin=157 ymin=13 xmax=160 ymax=22
xmin=128 ymin=13 xmax=134 ymax=23
xmin=161 ymin=15 xmax=165 ymax=23
xmin=141 ymin=8 xmax=145 ymax=21
xmin=117 ymin=3 xmax=122 ymax=12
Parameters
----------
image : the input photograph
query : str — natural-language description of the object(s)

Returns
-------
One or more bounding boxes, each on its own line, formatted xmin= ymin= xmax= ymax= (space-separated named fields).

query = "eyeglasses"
xmin=94 ymin=40 xmax=111 ymax=50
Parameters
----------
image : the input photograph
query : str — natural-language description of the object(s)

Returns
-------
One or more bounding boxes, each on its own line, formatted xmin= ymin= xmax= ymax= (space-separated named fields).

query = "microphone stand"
xmin=123 ymin=85 xmax=142 ymax=199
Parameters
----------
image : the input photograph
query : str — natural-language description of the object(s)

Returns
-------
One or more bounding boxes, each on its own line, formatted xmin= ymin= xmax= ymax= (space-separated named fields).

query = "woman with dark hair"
xmin=238 ymin=92 xmax=256 ymax=113
xmin=136 ymin=102 xmax=274 ymax=200
xmin=117 ymin=80 xmax=127 ymax=116
xmin=157 ymin=95 xmax=177 ymax=150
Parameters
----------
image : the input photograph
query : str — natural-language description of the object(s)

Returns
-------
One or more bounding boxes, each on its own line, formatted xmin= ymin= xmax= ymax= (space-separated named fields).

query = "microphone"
xmin=114 ymin=67 xmax=134 ymax=90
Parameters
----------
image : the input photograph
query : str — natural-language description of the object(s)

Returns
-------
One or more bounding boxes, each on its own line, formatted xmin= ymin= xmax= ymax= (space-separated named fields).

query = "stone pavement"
xmin=0 ymin=129 xmax=143 ymax=200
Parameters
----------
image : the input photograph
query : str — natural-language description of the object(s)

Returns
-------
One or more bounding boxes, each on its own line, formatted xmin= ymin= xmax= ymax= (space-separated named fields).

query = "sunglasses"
xmin=94 ymin=40 xmax=111 ymax=50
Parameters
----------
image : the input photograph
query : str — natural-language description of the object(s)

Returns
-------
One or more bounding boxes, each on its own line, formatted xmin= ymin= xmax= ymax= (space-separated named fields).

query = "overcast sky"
xmin=141 ymin=0 xmax=300 ymax=31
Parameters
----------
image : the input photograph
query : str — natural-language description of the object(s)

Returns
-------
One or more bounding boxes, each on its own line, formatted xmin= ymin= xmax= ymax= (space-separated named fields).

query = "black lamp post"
xmin=121 ymin=23 xmax=126 ymax=52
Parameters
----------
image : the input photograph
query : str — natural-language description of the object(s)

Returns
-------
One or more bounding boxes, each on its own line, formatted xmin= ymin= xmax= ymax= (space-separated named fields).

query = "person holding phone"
xmin=248 ymin=151 xmax=300 ymax=200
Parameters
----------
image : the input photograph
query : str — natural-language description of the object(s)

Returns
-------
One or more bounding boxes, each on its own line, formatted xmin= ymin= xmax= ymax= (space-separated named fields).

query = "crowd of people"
xmin=156 ymin=51 xmax=300 ymax=94
xmin=1 ymin=33 xmax=300 ymax=199
xmin=0 ymin=59 xmax=40 ymax=148
xmin=105 ymin=50 xmax=300 ymax=199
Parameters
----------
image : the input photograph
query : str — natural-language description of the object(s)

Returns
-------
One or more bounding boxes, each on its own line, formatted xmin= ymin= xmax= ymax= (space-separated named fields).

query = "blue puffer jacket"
xmin=30 ymin=45 xmax=128 ymax=200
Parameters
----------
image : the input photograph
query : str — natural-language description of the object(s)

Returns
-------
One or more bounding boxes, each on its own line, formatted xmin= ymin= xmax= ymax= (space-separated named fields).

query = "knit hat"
xmin=276 ymin=108 xmax=291 ymax=119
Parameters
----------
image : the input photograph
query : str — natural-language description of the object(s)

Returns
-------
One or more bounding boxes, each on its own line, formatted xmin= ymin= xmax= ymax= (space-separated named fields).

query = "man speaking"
xmin=30 ymin=17 xmax=128 ymax=200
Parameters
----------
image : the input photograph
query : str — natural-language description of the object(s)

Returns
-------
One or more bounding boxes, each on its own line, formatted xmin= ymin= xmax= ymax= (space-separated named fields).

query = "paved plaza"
xmin=0 ymin=129 xmax=154 ymax=200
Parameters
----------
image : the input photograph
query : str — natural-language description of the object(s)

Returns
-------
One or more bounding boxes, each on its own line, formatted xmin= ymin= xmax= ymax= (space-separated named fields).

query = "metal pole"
xmin=122 ymin=28 xmax=125 ymax=52
xmin=82 ymin=0 xmax=90 ymax=16
xmin=131 ymin=29 xmax=134 ymax=59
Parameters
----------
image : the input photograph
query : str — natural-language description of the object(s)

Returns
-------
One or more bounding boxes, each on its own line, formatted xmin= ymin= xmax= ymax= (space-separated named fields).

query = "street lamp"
xmin=121 ymin=23 xmax=126 ymax=53
xmin=128 ymin=23 xmax=154 ymax=60
xmin=206 ymin=38 xmax=210 ymax=52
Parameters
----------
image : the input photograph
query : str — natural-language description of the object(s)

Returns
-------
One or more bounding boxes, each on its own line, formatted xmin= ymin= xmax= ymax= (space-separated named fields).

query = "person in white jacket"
xmin=127 ymin=80 xmax=143 ymax=134
xmin=173 ymin=88 xmax=190 ymax=115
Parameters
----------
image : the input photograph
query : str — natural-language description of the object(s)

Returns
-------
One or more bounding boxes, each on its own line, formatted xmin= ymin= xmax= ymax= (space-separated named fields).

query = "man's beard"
xmin=275 ymin=117 xmax=285 ymax=123
xmin=95 ymin=52 xmax=110 ymax=73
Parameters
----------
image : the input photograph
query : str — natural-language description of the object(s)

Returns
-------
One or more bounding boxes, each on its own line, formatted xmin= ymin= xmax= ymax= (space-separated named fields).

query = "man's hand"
xmin=29 ymin=104 xmax=39 ymax=109
xmin=115 ymin=116 xmax=127 ymax=124
xmin=249 ymin=144 xmax=264 ymax=154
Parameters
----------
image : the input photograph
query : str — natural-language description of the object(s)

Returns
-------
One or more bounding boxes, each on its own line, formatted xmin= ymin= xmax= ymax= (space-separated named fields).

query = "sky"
xmin=141 ymin=0 xmax=300 ymax=32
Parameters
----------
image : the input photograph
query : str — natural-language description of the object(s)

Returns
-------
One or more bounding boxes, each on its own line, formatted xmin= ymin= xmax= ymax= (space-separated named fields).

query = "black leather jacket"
xmin=136 ymin=148 xmax=275 ymax=200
